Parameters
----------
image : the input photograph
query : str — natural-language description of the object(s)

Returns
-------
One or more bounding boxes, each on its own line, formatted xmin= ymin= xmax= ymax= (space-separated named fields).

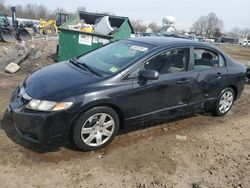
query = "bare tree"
xmin=0 ymin=2 xmax=72 ymax=20
xmin=191 ymin=16 xmax=207 ymax=36
xmin=24 ymin=4 xmax=37 ymax=19
xmin=131 ymin=19 xmax=147 ymax=32
xmin=213 ymin=28 xmax=222 ymax=38
xmin=191 ymin=12 xmax=223 ymax=38
xmin=0 ymin=0 xmax=9 ymax=15
xmin=47 ymin=7 xmax=69 ymax=19
xmin=55 ymin=7 xmax=68 ymax=14
xmin=148 ymin=22 xmax=161 ymax=33
xmin=205 ymin=12 xmax=223 ymax=38
xmin=76 ymin=6 xmax=86 ymax=13
xmin=241 ymin=28 xmax=250 ymax=37
xmin=0 ymin=0 xmax=5 ymax=11
xmin=15 ymin=5 xmax=24 ymax=18
xmin=37 ymin=4 xmax=49 ymax=19
xmin=228 ymin=27 xmax=250 ymax=38
xmin=228 ymin=27 xmax=241 ymax=38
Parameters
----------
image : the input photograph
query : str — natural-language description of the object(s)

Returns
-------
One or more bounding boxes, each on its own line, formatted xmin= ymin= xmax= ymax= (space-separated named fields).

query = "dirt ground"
xmin=0 ymin=39 xmax=250 ymax=188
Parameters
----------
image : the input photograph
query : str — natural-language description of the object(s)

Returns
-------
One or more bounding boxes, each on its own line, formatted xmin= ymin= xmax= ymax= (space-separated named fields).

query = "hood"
xmin=24 ymin=61 xmax=102 ymax=101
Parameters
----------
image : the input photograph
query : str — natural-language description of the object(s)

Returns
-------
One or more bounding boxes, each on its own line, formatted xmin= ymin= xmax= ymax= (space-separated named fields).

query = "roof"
xmin=126 ymin=37 xmax=200 ymax=46
xmin=125 ymin=37 xmax=227 ymax=57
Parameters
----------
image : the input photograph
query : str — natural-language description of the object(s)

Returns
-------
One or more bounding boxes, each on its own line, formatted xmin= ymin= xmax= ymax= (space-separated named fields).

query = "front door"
xmin=127 ymin=47 xmax=193 ymax=120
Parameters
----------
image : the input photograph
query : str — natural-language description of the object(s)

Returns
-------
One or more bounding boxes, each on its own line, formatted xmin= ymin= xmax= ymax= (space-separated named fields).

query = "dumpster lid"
xmin=79 ymin=11 xmax=134 ymax=34
xmin=62 ymin=11 xmax=134 ymax=34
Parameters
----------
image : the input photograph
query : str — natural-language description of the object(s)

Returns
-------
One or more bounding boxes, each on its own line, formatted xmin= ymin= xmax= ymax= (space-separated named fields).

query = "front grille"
xmin=21 ymin=96 xmax=31 ymax=105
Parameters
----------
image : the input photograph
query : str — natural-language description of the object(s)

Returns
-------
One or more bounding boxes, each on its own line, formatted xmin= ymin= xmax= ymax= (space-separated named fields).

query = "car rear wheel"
xmin=214 ymin=88 xmax=235 ymax=116
xmin=72 ymin=106 xmax=120 ymax=151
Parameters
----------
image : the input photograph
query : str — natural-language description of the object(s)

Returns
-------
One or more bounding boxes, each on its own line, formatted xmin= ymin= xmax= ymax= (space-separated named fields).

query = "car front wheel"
xmin=214 ymin=88 xmax=235 ymax=116
xmin=72 ymin=106 xmax=120 ymax=151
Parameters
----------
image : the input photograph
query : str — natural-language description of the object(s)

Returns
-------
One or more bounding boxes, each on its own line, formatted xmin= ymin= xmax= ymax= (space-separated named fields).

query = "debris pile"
xmin=0 ymin=39 xmax=56 ymax=74
xmin=67 ymin=16 xmax=117 ymax=35
xmin=68 ymin=20 xmax=94 ymax=33
xmin=1 ymin=42 xmax=34 ymax=73
xmin=5 ymin=48 xmax=32 ymax=73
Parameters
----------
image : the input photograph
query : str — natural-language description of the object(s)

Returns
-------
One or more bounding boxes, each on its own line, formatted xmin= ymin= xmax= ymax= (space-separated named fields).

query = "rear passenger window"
xmin=194 ymin=49 xmax=225 ymax=70
xmin=144 ymin=48 xmax=189 ymax=75
xmin=219 ymin=54 xmax=226 ymax=67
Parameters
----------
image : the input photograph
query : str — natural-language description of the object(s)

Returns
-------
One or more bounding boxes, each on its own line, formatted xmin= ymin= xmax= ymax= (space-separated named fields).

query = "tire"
xmin=214 ymin=87 xmax=235 ymax=116
xmin=72 ymin=106 xmax=120 ymax=151
xmin=43 ymin=25 xmax=56 ymax=35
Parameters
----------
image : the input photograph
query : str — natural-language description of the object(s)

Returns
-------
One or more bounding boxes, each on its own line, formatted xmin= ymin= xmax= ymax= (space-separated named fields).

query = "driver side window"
xmin=144 ymin=48 xmax=189 ymax=74
xmin=125 ymin=48 xmax=189 ymax=79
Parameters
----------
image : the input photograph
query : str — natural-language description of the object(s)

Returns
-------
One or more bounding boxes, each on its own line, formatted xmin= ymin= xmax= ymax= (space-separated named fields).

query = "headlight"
xmin=26 ymin=99 xmax=73 ymax=111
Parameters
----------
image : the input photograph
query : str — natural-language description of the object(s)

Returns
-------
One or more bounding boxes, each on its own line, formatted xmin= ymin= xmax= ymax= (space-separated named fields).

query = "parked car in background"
xmin=217 ymin=37 xmax=236 ymax=44
xmin=7 ymin=37 xmax=246 ymax=151
xmin=196 ymin=36 xmax=205 ymax=42
xmin=238 ymin=38 xmax=249 ymax=46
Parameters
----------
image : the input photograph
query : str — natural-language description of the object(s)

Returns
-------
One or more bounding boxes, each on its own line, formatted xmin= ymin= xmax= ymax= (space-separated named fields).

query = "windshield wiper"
xmin=81 ymin=62 xmax=103 ymax=77
xmin=69 ymin=58 xmax=102 ymax=77
xmin=69 ymin=59 xmax=87 ymax=71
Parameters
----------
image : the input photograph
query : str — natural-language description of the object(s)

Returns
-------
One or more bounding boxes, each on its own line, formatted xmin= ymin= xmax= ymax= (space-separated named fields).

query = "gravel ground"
xmin=0 ymin=39 xmax=250 ymax=188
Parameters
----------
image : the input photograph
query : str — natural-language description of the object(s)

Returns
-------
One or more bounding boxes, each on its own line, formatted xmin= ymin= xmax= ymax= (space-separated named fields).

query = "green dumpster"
xmin=57 ymin=11 xmax=134 ymax=61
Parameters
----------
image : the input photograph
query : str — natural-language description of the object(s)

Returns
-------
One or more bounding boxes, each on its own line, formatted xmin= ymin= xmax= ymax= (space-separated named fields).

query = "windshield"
xmin=78 ymin=40 xmax=152 ymax=75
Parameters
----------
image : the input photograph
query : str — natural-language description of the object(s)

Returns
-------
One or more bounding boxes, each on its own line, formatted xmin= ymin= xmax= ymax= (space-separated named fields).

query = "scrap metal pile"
xmin=67 ymin=16 xmax=118 ymax=35
xmin=0 ymin=7 xmax=31 ymax=43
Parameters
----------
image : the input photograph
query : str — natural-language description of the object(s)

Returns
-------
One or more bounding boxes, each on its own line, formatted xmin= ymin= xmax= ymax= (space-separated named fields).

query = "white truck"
xmin=238 ymin=37 xmax=249 ymax=46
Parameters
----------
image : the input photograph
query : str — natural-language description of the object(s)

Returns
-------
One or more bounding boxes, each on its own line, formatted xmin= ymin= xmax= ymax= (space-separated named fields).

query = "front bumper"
xmin=8 ymin=86 xmax=75 ymax=144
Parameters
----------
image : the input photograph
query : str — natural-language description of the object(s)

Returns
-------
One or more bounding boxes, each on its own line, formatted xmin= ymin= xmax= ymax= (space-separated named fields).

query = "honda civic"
xmin=7 ymin=37 xmax=246 ymax=151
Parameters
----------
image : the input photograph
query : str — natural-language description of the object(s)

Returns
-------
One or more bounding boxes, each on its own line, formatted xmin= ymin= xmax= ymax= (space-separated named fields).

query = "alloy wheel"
xmin=80 ymin=113 xmax=115 ymax=147
xmin=219 ymin=91 xmax=234 ymax=114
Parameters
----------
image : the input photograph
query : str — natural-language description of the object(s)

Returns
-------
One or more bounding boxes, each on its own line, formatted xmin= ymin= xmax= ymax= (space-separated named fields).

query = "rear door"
xmin=189 ymin=47 xmax=229 ymax=108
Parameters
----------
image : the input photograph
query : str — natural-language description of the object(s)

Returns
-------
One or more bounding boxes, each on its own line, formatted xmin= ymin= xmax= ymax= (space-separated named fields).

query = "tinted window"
xmin=126 ymin=66 xmax=143 ymax=79
xmin=194 ymin=49 xmax=225 ymax=70
xmin=219 ymin=54 xmax=226 ymax=67
xmin=144 ymin=48 xmax=189 ymax=75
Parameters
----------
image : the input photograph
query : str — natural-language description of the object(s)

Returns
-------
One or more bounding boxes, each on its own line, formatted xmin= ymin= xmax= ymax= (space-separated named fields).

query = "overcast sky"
xmin=5 ymin=0 xmax=250 ymax=31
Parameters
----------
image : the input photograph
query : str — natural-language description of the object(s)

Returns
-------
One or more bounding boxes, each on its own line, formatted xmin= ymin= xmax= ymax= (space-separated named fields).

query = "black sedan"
xmin=7 ymin=37 xmax=246 ymax=151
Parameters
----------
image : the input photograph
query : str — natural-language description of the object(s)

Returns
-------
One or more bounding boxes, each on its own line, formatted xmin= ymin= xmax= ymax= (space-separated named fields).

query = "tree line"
xmin=191 ymin=12 xmax=250 ymax=38
xmin=0 ymin=0 xmax=86 ymax=19
xmin=0 ymin=0 xmax=161 ymax=33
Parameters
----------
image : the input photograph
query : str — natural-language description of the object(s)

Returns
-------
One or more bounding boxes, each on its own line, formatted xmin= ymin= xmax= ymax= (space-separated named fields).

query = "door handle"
xmin=177 ymin=79 xmax=190 ymax=84
xmin=215 ymin=72 xmax=222 ymax=80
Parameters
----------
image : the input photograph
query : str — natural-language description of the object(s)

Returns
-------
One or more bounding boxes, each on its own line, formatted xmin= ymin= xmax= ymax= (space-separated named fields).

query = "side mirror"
xmin=139 ymin=69 xmax=159 ymax=81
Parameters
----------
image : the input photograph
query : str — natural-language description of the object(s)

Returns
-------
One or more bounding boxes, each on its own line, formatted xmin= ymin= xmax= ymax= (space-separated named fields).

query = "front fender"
xmin=67 ymin=98 xmax=124 ymax=134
